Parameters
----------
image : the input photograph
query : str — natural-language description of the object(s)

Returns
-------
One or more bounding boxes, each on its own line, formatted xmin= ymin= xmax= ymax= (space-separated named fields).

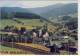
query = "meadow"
xmin=0 ymin=19 xmax=44 ymax=29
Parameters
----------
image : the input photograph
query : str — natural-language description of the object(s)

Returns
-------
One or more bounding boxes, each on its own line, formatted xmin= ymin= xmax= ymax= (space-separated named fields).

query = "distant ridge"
xmin=29 ymin=3 xmax=77 ymax=18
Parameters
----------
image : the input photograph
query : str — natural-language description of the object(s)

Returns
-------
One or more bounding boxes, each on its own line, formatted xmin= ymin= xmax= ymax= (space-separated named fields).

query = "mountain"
xmin=0 ymin=7 xmax=43 ymax=19
xmin=29 ymin=3 xmax=78 ymax=26
xmin=0 ymin=7 xmax=31 ymax=13
xmin=0 ymin=3 xmax=77 ymax=19
xmin=28 ymin=4 xmax=64 ymax=14
xmin=29 ymin=3 xmax=77 ymax=19
xmin=0 ymin=3 xmax=78 ymax=26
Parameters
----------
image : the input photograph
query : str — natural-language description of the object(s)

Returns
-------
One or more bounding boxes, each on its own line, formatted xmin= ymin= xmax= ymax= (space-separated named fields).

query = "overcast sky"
xmin=0 ymin=0 xmax=77 ymax=8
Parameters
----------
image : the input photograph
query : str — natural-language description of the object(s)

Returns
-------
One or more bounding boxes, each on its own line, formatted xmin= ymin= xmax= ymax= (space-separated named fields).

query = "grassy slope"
xmin=0 ymin=44 xmax=20 ymax=51
xmin=0 ymin=44 xmax=34 ymax=54
xmin=0 ymin=19 xmax=57 ymax=32
xmin=0 ymin=19 xmax=44 ymax=29
xmin=17 ymin=19 xmax=44 ymax=26
xmin=0 ymin=19 xmax=18 ymax=29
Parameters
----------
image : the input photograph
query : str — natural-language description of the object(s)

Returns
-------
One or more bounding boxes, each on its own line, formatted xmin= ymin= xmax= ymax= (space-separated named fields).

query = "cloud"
xmin=0 ymin=0 xmax=77 ymax=8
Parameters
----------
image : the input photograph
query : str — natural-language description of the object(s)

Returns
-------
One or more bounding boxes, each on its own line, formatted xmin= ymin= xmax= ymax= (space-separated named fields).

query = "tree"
xmin=62 ymin=16 xmax=72 ymax=21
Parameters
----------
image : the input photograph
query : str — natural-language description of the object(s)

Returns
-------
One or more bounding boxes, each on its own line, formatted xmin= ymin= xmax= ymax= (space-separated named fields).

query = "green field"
xmin=0 ymin=19 xmax=45 ymax=29
xmin=0 ymin=44 xmax=19 ymax=51
xmin=0 ymin=19 xmax=17 ymax=29
xmin=17 ymin=19 xmax=45 ymax=26
xmin=0 ymin=44 xmax=34 ymax=54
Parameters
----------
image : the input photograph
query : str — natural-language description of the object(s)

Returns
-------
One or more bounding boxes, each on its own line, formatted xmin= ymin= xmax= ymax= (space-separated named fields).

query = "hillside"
xmin=0 ymin=7 xmax=42 ymax=19
xmin=0 ymin=3 xmax=78 ymax=28
xmin=29 ymin=3 xmax=77 ymax=19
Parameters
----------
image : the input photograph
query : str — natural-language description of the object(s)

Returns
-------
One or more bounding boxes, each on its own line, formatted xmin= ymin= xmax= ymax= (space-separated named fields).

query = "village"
xmin=0 ymin=1 xmax=78 ymax=55
xmin=0 ymin=18 xmax=78 ymax=54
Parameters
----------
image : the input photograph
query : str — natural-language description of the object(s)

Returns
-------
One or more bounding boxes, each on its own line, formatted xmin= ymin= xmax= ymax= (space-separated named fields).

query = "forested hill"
xmin=29 ymin=3 xmax=77 ymax=19
xmin=0 ymin=7 xmax=42 ymax=19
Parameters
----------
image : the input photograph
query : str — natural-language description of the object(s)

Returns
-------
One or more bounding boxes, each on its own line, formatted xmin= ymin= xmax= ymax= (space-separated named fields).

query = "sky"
xmin=0 ymin=0 xmax=77 ymax=8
